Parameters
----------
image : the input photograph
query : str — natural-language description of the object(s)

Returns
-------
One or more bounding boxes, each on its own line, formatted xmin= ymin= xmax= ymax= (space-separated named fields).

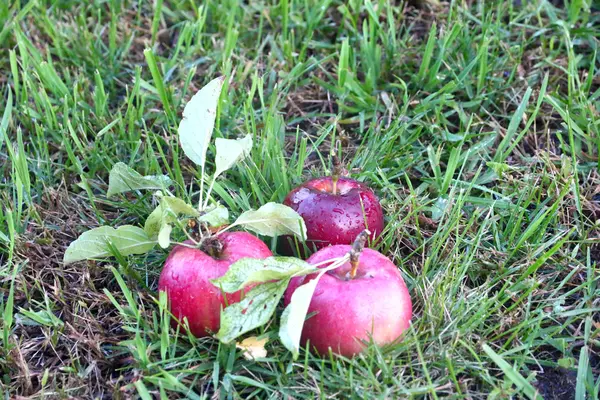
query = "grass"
xmin=0 ymin=0 xmax=599 ymax=398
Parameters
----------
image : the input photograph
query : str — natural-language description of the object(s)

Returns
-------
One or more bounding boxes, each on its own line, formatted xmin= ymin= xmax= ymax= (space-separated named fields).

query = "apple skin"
xmin=283 ymin=245 xmax=412 ymax=357
xmin=158 ymin=232 xmax=272 ymax=337
xmin=282 ymin=176 xmax=384 ymax=253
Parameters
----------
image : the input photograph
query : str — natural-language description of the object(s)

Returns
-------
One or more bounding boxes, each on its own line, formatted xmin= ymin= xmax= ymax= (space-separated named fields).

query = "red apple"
xmin=159 ymin=232 xmax=272 ymax=337
xmin=282 ymin=176 xmax=384 ymax=253
xmin=283 ymin=245 xmax=412 ymax=357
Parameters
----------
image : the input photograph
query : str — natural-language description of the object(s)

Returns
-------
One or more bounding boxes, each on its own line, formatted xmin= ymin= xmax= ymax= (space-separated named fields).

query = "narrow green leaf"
xmin=63 ymin=225 xmax=156 ymax=264
xmin=0 ymin=88 xmax=12 ymax=150
xmin=216 ymin=280 xmax=289 ymax=344
xmin=482 ymin=344 xmax=541 ymax=400
xmin=107 ymin=162 xmax=172 ymax=197
xmin=575 ymin=345 xmax=590 ymax=400
xmin=418 ymin=22 xmax=437 ymax=81
xmin=214 ymin=135 xmax=253 ymax=178
xmin=494 ymin=88 xmax=532 ymax=162
xmin=178 ymin=76 xmax=225 ymax=168
xmin=232 ymin=202 xmax=307 ymax=239
xmin=134 ymin=380 xmax=153 ymax=400
xmin=212 ymin=257 xmax=315 ymax=293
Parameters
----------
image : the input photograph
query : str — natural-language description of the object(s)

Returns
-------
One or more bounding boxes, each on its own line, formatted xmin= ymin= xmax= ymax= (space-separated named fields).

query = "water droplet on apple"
xmin=332 ymin=208 xmax=344 ymax=215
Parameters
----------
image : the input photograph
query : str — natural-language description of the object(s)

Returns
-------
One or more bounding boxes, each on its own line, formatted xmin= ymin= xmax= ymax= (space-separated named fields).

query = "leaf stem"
xmin=199 ymin=164 xmax=205 ymax=212
xmin=202 ymin=174 xmax=217 ymax=210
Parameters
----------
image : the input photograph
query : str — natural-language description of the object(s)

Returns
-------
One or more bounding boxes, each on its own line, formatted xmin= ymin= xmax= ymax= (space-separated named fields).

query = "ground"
xmin=0 ymin=0 xmax=599 ymax=399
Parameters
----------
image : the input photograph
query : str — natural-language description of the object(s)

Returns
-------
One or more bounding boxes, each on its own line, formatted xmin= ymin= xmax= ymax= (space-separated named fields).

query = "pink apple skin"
xmin=282 ymin=177 xmax=384 ymax=252
xmin=158 ymin=232 xmax=272 ymax=337
xmin=283 ymin=245 xmax=412 ymax=357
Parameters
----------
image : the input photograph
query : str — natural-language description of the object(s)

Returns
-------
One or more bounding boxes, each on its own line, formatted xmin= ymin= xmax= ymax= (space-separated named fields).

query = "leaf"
xmin=278 ymin=258 xmax=347 ymax=359
xmin=279 ymin=272 xmax=323 ymax=359
xmin=198 ymin=203 xmax=229 ymax=227
xmin=63 ymin=225 xmax=156 ymax=264
xmin=178 ymin=76 xmax=225 ymax=168
xmin=17 ymin=308 xmax=64 ymax=328
xmin=482 ymin=344 xmax=542 ymax=400
xmin=216 ymin=279 xmax=289 ymax=344
xmin=214 ymin=135 xmax=253 ymax=177
xmin=144 ymin=196 xmax=199 ymax=238
xmin=107 ymin=162 xmax=172 ymax=197
xmin=232 ymin=202 xmax=307 ymax=239
xmin=0 ymin=87 xmax=12 ymax=150
xmin=158 ymin=223 xmax=172 ymax=249
xmin=212 ymin=257 xmax=315 ymax=293
xmin=236 ymin=336 xmax=268 ymax=360
xmin=575 ymin=345 xmax=590 ymax=400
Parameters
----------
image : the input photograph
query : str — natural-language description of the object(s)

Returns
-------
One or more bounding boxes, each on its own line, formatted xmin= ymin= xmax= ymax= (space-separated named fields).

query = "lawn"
xmin=1 ymin=0 xmax=599 ymax=398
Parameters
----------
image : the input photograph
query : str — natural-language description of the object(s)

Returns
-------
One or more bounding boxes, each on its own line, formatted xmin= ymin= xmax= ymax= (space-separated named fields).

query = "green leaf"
xmin=214 ymin=135 xmax=253 ymax=178
xmin=106 ymin=162 xmax=172 ymax=197
xmin=198 ymin=203 xmax=229 ymax=227
xmin=158 ymin=223 xmax=173 ymax=248
xmin=216 ymin=279 xmax=289 ymax=344
xmin=144 ymin=196 xmax=199 ymax=238
xmin=232 ymin=202 xmax=307 ymax=239
xmin=279 ymin=268 xmax=328 ymax=359
xmin=178 ymin=76 xmax=225 ymax=168
xmin=0 ymin=87 xmax=12 ymax=151
xmin=63 ymin=225 xmax=156 ymax=264
xmin=482 ymin=344 xmax=542 ymax=400
xmin=212 ymin=257 xmax=315 ymax=293
xmin=17 ymin=308 xmax=64 ymax=328
xmin=575 ymin=345 xmax=590 ymax=400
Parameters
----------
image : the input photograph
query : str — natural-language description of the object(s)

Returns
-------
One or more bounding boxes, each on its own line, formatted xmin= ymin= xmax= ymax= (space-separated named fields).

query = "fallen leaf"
xmin=235 ymin=336 xmax=268 ymax=360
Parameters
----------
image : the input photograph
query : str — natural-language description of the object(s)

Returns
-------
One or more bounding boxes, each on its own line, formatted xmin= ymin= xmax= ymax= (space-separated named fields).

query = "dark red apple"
xmin=159 ymin=232 xmax=272 ymax=337
xmin=283 ymin=244 xmax=412 ymax=357
xmin=282 ymin=176 xmax=384 ymax=253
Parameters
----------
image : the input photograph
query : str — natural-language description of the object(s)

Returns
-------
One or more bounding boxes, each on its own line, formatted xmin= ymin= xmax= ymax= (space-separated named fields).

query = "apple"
xmin=282 ymin=176 xmax=384 ymax=253
xmin=159 ymin=231 xmax=272 ymax=337
xmin=283 ymin=244 xmax=412 ymax=357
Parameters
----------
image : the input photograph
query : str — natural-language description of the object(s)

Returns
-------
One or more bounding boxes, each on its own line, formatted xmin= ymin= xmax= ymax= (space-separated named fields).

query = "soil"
xmin=534 ymin=367 xmax=578 ymax=400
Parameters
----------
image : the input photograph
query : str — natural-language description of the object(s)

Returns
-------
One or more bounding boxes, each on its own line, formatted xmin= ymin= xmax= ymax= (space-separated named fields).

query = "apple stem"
xmin=349 ymin=229 xmax=371 ymax=279
xmin=200 ymin=235 xmax=224 ymax=259
xmin=331 ymin=154 xmax=342 ymax=195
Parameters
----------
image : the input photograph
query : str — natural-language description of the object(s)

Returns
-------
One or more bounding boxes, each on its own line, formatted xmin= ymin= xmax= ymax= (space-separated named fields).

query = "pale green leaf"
xmin=212 ymin=257 xmax=315 ymax=293
xmin=178 ymin=76 xmax=225 ymax=167
xmin=214 ymin=135 xmax=253 ymax=177
xmin=144 ymin=206 xmax=163 ymax=238
xmin=144 ymin=196 xmax=199 ymax=237
xmin=232 ymin=202 xmax=307 ymax=239
xmin=158 ymin=223 xmax=172 ymax=248
xmin=216 ymin=280 xmax=289 ymax=344
xmin=63 ymin=225 xmax=156 ymax=264
xmin=279 ymin=271 xmax=323 ymax=359
xmin=279 ymin=259 xmax=347 ymax=359
xmin=198 ymin=203 xmax=229 ymax=227
xmin=107 ymin=162 xmax=172 ymax=197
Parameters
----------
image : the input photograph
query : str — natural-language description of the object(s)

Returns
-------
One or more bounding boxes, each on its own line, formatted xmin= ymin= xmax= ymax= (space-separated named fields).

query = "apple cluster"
xmin=160 ymin=173 xmax=412 ymax=358
xmin=63 ymin=77 xmax=413 ymax=359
